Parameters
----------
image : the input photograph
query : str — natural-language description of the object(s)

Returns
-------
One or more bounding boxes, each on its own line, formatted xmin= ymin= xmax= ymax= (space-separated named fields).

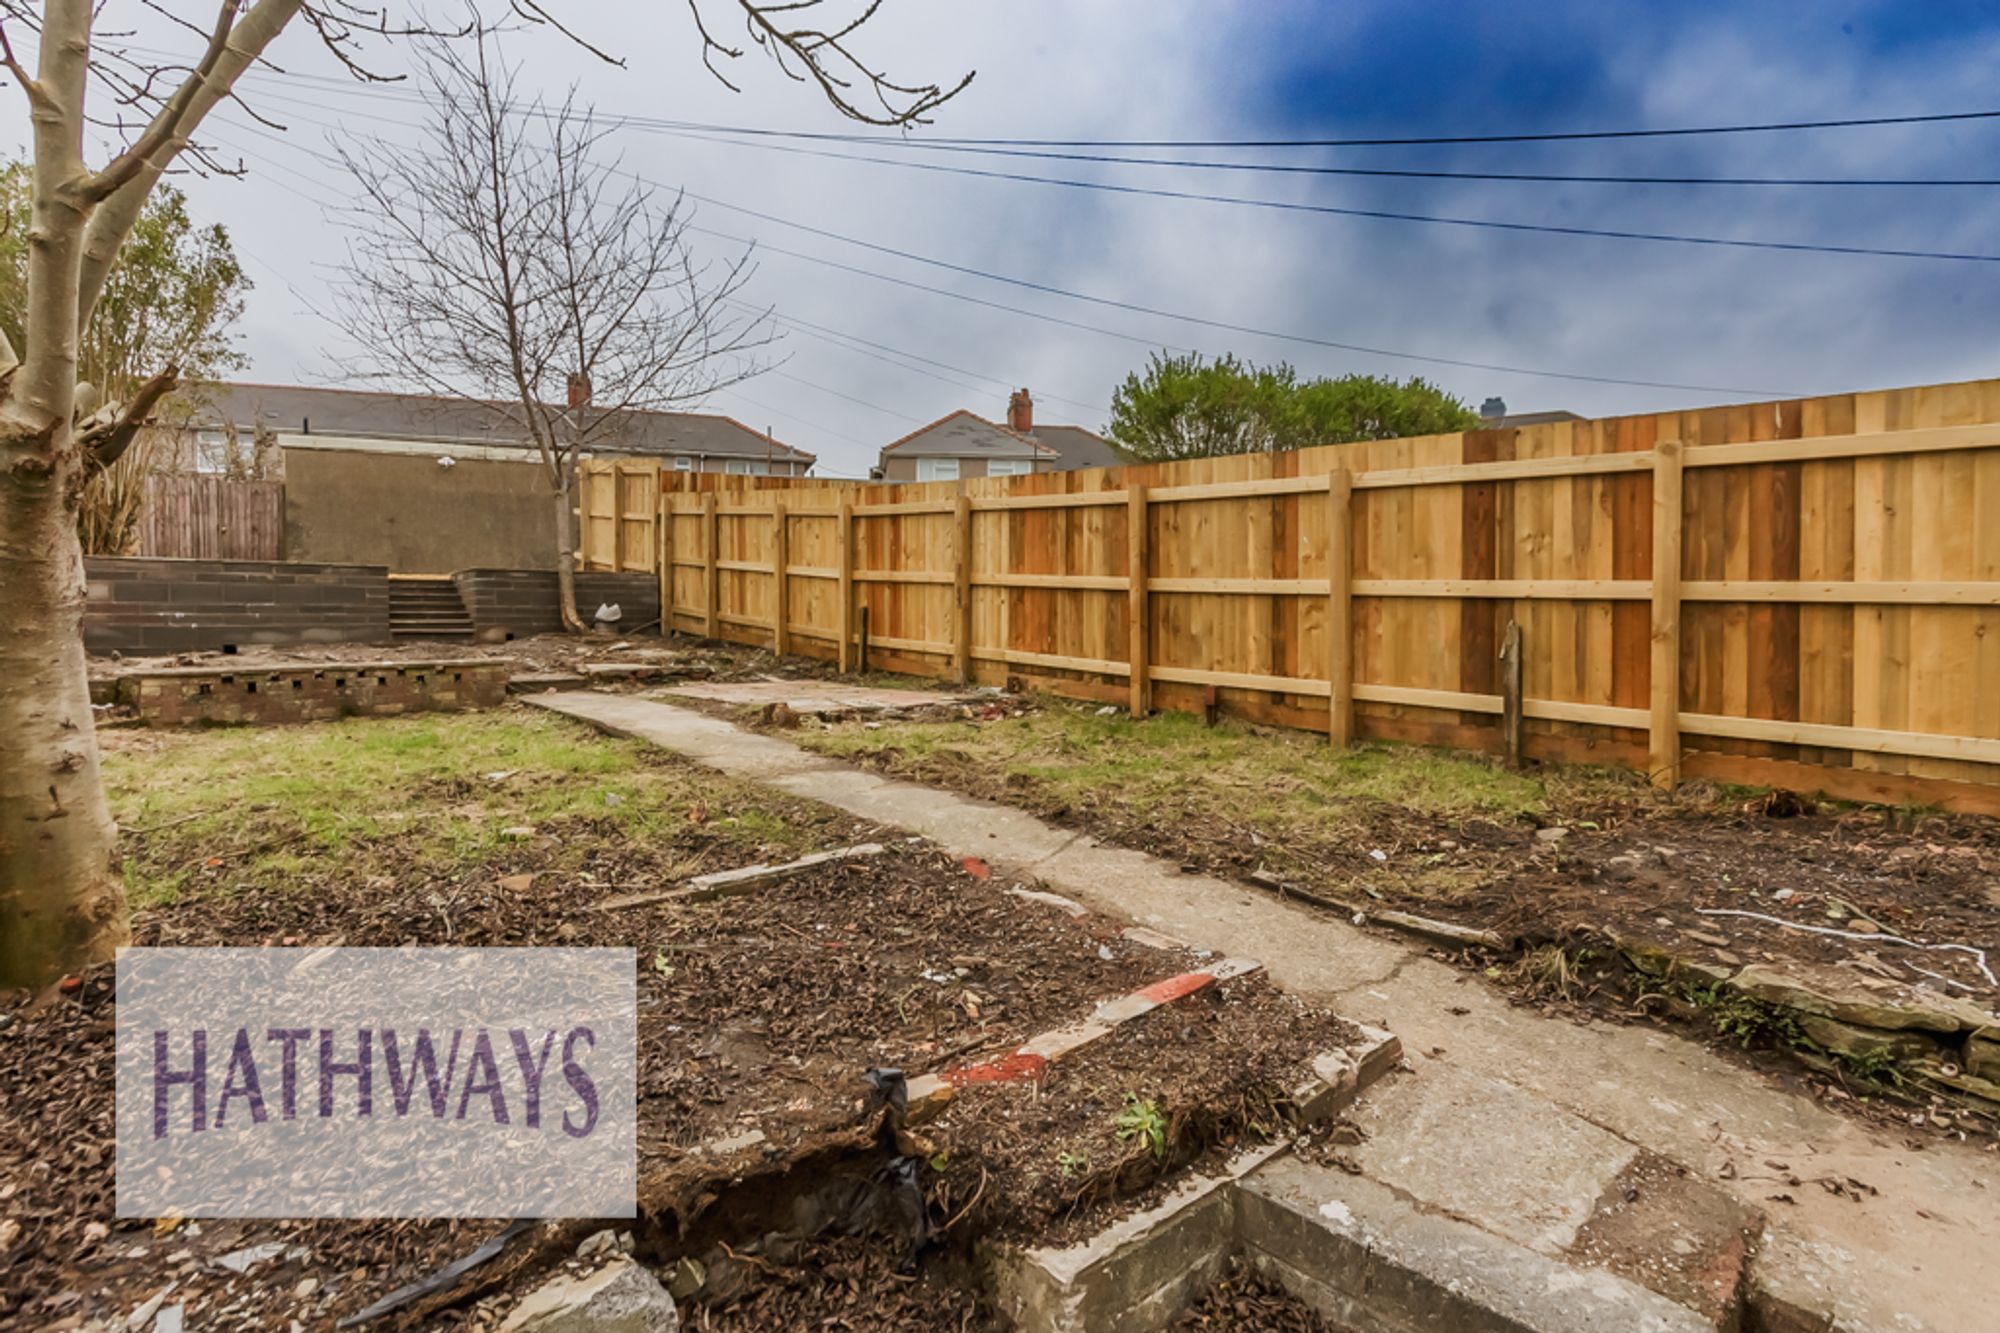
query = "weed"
xmin=1055 ymin=1151 xmax=1088 ymax=1180
xmin=1115 ymin=1094 xmax=1169 ymax=1161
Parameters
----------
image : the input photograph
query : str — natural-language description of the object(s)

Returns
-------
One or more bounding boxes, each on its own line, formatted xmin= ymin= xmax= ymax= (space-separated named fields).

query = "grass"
xmin=808 ymin=699 xmax=1636 ymax=823
xmin=104 ymin=707 xmax=830 ymax=909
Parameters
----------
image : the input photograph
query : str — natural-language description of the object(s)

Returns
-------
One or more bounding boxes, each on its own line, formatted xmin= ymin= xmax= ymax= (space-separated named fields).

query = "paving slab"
xmin=1239 ymin=1157 xmax=1712 ymax=1333
xmin=1345 ymin=1063 xmax=1640 ymax=1254
xmin=524 ymin=693 xmax=2000 ymax=1333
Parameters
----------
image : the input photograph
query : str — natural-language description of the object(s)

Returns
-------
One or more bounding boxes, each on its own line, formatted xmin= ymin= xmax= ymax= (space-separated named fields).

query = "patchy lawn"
xmin=101 ymin=708 xmax=834 ymax=912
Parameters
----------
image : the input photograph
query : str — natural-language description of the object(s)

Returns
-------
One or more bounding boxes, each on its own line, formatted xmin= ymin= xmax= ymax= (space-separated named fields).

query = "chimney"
xmin=567 ymin=371 xmax=593 ymax=409
xmin=1007 ymin=387 xmax=1034 ymax=434
xmin=1479 ymin=396 xmax=1506 ymax=423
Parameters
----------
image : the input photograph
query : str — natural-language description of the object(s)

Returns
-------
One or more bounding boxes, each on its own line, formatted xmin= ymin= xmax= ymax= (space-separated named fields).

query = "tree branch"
xmin=78 ymin=363 xmax=179 ymax=467
xmin=74 ymin=0 xmax=238 ymax=205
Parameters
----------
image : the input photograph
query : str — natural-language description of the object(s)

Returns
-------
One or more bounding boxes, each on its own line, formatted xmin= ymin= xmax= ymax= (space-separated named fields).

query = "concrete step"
xmin=1238 ymin=1157 xmax=1716 ymax=1333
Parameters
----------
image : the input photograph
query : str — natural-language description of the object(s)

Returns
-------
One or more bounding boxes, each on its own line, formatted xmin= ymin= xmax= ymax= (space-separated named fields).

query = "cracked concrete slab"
xmin=525 ymin=692 xmax=1999 ymax=1333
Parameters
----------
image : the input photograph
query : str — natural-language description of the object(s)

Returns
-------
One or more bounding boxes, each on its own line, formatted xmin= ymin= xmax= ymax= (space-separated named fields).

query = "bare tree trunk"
xmin=0 ymin=440 xmax=129 ymax=987
xmin=554 ymin=464 xmax=587 ymax=633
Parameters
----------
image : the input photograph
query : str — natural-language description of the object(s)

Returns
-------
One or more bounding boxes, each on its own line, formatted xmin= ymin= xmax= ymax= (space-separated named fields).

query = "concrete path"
xmin=529 ymin=691 xmax=1994 ymax=1332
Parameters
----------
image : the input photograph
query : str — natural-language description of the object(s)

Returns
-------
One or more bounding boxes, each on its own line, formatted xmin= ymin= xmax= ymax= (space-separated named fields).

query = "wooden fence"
xmin=137 ymin=474 xmax=284 ymax=560
xmin=579 ymin=376 xmax=2000 ymax=815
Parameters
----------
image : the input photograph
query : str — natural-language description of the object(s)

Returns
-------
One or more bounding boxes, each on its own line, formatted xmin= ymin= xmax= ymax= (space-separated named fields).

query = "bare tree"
xmin=0 ymin=1 xmax=968 ymax=986
xmin=329 ymin=34 xmax=771 ymax=631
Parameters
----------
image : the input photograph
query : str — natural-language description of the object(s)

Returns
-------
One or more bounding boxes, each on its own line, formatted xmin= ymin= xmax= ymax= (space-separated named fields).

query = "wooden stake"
xmin=1326 ymin=468 xmax=1354 ymax=746
xmin=1500 ymin=619 xmax=1524 ymax=769
xmin=858 ymin=605 xmax=871 ymax=674
xmin=836 ymin=499 xmax=855 ymax=672
xmin=953 ymin=489 xmax=973 ymax=683
xmin=702 ymin=490 xmax=720 ymax=640
xmin=1127 ymin=484 xmax=1151 ymax=718
xmin=668 ymin=486 xmax=684 ymax=636
xmin=771 ymin=500 xmax=790 ymax=657
xmin=1650 ymin=440 xmax=1685 ymax=789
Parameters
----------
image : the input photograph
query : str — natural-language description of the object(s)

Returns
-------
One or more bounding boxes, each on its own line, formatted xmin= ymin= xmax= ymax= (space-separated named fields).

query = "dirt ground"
xmin=2 ymin=707 xmax=1354 ymax=1331
xmin=766 ymin=686 xmax=2000 ymax=1134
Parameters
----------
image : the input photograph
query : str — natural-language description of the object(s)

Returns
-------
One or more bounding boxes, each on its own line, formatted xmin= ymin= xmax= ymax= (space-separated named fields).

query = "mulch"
xmin=1 ymin=793 xmax=1350 ymax=1329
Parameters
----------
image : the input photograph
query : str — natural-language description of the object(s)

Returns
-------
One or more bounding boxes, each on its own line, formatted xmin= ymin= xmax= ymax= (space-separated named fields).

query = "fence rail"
xmin=579 ymin=376 xmax=2000 ymax=815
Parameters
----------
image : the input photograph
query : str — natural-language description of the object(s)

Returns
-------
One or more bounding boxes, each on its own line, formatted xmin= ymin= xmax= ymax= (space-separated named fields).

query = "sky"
xmin=43 ymin=1 xmax=2000 ymax=477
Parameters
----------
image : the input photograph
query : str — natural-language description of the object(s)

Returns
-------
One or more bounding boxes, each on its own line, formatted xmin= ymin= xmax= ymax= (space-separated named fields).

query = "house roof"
xmin=1028 ymin=424 xmax=1129 ymax=470
xmin=1484 ymin=409 xmax=1584 ymax=429
xmin=200 ymin=382 xmax=815 ymax=464
xmin=878 ymin=410 xmax=1057 ymax=461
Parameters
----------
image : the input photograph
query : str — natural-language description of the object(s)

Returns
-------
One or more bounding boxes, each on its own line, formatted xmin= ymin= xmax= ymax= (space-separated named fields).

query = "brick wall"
xmin=119 ymin=659 xmax=511 ymax=726
xmin=85 ymin=557 xmax=390 ymax=656
xmin=454 ymin=570 xmax=660 ymax=640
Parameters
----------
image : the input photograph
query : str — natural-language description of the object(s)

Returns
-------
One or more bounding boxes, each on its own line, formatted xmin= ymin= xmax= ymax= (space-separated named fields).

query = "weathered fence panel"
xmin=579 ymin=376 xmax=2000 ymax=814
xmin=137 ymin=475 xmax=282 ymax=560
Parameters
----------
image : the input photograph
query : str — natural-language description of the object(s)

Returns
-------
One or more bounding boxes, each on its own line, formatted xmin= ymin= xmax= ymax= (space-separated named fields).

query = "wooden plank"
xmin=953 ymin=491 xmax=973 ymax=683
xmin=1128 ymin=484 xmax=1150 ymax=717
xmin=1352 ymin=683 xmax=1648 ymax=728
xmin=972 ymin=647 xmax=1133 ymax=677
xmin=1650 ymin=440 xmax=1684 ymax=788
xmin=1679 ymin=751 xmax=2000 ymax=819
xmin=836 ymin=500 xmax=854 ymax=672
xmin=866 ymin=634 xmax=952 ymax=656
xmin=1327 ymin=468 xmax=1354 ymax=746
xmin=1684 ymin=422 xmax=2000 ymax=469
xmin=1151 ymin=665 xmax=1328 ymax=696
xmin=772 ymin=502 xmax=790 ymax=657
xmin=657 ymin=490 xmax=671 ymax=629
xmin=1352 ymin=450 xmax=1656 ymax=489
xmin=973 ymin=573 xmax=1131 ymax=590
xmin=1144 ymin=576 xmax=1323 ymax=595
xmin=1679 ymin=581 xmax=2000 ymax=604
xmin=853 ymin=499 xmax=958 ymax=516
xmin=702 ymin=491 xmax=720 ymax=640
xmin=851 ymin=569 xmax=955 ymax=585
xmin=1350 ymin=579 xmax=1650 ymax=600
xmin=1500 ymin=619 xmax=1523 ymax=768
xmin=1678 ymin=712 xmax=2000 ymax=765
xmin=714 ymin=560 xmax=776 ymax=574
xmin=1149 ymin=474 xmax=1326 ymax=504
xmin=971 ymin=490 xmax=1130 ymax=511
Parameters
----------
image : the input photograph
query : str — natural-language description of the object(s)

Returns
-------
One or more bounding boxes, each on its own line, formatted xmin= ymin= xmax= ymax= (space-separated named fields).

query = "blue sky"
xmin=62 ymin=1 xmax=2000 ymax=474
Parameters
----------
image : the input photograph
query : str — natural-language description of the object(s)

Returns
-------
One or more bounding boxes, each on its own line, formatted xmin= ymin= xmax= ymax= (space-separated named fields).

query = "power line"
xmin=656 ymin=123 xmax=2000 ymax=187
xmin=652 ymin=129 xmax=2000 ymax=265
xmin=211 ymin=99 xmax=1793 ymax=396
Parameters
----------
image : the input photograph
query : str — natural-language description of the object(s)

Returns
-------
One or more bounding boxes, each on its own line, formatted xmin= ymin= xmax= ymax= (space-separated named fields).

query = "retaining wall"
xmin=118 ymin=659 xmax=512 ymax=726
xmin=454 ymin=570 xmax=660 ymax=640
xmin=84 ymin=556 xmax=390 ymax=656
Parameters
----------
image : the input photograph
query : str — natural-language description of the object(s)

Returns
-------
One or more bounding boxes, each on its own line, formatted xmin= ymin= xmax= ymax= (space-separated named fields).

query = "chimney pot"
xmin=1480 ymin=396 xmax=1506 ymax=422
xmin=1007 ymin=387 xmax=1034 ymax=434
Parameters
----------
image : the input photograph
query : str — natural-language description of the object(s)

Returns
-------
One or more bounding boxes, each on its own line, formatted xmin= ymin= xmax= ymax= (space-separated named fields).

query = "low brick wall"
xmin=455 ymin=569 xmax=660 ymax=640
xmin=118 ymin=659 xmax=512 ymax=727
xmin=86 ymin=556 xmax=390 ymax=655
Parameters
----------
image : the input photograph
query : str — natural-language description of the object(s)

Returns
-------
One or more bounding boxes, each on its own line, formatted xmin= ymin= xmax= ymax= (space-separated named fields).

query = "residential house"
xmin=876 ymin=390 xmax=1127 ymax=482
xmin=167 ymin=382 xmax=814 ymax=572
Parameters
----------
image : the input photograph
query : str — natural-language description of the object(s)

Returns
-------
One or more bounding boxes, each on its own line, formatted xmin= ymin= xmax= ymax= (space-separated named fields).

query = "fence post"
xmin=703 ymin=490 xmax=720 ymax=640
xmin=1649 ymin=440 xmax=1685 ymax=789
xmin=1326 ymin=467 xmax=1354 ymax=746
xmin=771 ymin=500 xmax=790 ymax=657
xmin=1127 ymin=484 xmax=1150 ymax=717
xmin=837 ymin=500 xmax=855 ymax=672
xmin=1500 ymin=620 xmax=1524 ymax=768
xmin=953 ymin=488 xmax=973 ymax=684
xmin=668 ymin=488 xmax=684 ymax=640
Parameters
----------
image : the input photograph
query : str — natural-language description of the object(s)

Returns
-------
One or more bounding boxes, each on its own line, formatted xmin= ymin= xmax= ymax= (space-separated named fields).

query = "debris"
xmin=498 ymin=1256 xmax=678 ymax=1332
xmin=126 ymin=1282 xmax=177 ymax=1329
xmin=960 ymin=856 xmax=992 ymax=881
xmin=497 ymin=873 xmax=537 ymax=894
xmin=1695 ymin=908 xmax=1998 ymax=987
xmin=1536 ymin=826 xmax=1571 ymax=844
xmin=154 ymin=1307 xmax=184 ymax=1333
xmin=214 ymin=1242 xmax=285 ymax=1273
xmin=588 ymin=843 xmax=888 ymax=912
xmin=501 ymin=826 xmax=537 ymax=840
xmin=337 ymin=1219 xmax=535 ymax=1328
xmin=295 ymin=1278 xmax=321 ymax=1300
xmin=1096 ymin=705 xmax=1118 ymax=716
xmin=1368 ymin=848 xmax=1388 ymax=862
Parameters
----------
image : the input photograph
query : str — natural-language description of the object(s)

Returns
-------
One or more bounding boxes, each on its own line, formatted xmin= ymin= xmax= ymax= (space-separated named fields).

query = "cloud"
xmin=141 ymin=0 xmax=2000 ymax=476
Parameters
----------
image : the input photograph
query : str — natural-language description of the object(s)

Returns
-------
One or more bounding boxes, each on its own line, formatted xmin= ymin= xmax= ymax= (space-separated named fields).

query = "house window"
xmin=673 ymin=457 xmax=693 ymax=472
xmin=987 ymin=459 xmax=1032 ymax=477
xmin=725 ymin=459 xmax=770 ymax=476
xmin=916 ymin=457 xmax=960 ymax=482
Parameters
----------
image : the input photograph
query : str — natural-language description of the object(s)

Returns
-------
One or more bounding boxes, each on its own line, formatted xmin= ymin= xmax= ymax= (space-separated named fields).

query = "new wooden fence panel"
xmin=597 ymin=375 xmax=2000 ymax=814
